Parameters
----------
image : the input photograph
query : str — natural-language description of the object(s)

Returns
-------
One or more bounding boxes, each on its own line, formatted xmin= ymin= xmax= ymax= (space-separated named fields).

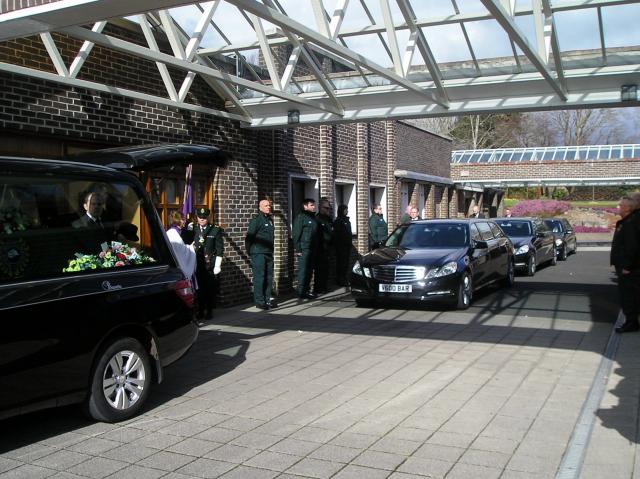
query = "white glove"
xmin=213 ymin=256 xmax=222 ymax=275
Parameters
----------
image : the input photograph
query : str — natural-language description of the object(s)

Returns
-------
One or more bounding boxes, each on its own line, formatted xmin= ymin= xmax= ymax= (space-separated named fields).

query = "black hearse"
xmin=0 ymin=145 xmax=226 ymax=422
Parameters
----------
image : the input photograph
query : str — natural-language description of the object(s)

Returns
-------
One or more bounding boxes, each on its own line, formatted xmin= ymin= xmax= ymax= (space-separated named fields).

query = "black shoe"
xmin=615 ymin=321 xmax=639 ymax=333
xmin=255 ymin=303 xmax=269 ymax=310
xmin=267 ymin=301 xmax=278 ymax=309
xmin=300 ymin=292 xmax=317 ymax=300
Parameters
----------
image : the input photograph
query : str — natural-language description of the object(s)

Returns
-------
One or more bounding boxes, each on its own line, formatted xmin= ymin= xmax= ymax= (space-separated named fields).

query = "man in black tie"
xmin=469 ymin=205 xmax=485 ymax=218
xmin=72 ymin=191 xmax=110 ymax=253
xmin=72 ymin=191 xmax=106 ymax=229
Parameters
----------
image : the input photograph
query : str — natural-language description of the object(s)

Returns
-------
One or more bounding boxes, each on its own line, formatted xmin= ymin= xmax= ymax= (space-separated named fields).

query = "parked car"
xmin=0 ymin=147 xmax=226 ymax=422
xmin=544 ymin=218 xmax=577 ymax=260
xmin=494 ymin=217 xmax=556 ymax=276
xmin=350 ymin=219 xmax=514 ymax=309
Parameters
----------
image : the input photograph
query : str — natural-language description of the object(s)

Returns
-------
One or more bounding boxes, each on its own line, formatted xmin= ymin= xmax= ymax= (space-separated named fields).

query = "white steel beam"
xmin=396 ymin=0 xmax=449 ymax=105
xmin=224 ymin=0 xmax=448 ymax=107
xmin=59 ymin=25 xmax=343 ymax=115
xmin=39 ymin=32 xmax=70 ymax=77
xmin=329 ymin=0 xmax=350 ymax=40
xmin=541 ymin=0 xmax=566 ymax=91
xmin=68 ymin=21 xmax=106 ymax=78
xmin=480 ymin=0 xmax=567 ymax=100
xmin=138 ymin=14 xmax=179 ymax=102
xmin=250 ymin=14 xmax=282 ymax=90
xmin=379 ymin=0 xmax=404 ymax=77
xmin=311 ymin=0 xmax=332 ymax=37
xmin=0 ymin=60 xmax=249 ymax=122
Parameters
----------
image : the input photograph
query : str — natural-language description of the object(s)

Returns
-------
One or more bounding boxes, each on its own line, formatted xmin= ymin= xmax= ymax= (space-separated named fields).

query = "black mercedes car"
xmin=350 ymin=219 xmax=514 ymax=309
xmin=494 ymin=217 xmax=556 ymax=276
xmin=544 ymin=218 xmax=577 ymax=260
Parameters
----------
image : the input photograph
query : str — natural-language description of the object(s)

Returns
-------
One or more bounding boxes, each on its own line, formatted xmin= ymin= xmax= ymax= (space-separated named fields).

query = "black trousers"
xmin=297 ymin=249 xmax=314 ymax=295
xmin=617 ymin=270 xmax=640 ymax=323
xmin=335 ymin=245 xmax=351 ymax=286
xmin=196 ymin=268 xmax=218 ymax=316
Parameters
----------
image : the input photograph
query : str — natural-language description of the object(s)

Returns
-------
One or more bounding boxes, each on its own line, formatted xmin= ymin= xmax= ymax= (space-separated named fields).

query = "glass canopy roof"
xmin=0 ymin=0 xmax=639 ymax=128
xmin=452 ymin=144 xmax=640 ymax=163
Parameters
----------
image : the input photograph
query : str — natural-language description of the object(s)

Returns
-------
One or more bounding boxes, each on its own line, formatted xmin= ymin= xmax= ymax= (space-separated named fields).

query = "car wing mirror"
xmin=473 ymin=240 xmax=489 ymax=249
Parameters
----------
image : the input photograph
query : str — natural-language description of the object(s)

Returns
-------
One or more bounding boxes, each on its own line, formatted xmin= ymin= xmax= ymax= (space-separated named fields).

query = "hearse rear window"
xmin=0 ymin=175 xmax=162 ymax=283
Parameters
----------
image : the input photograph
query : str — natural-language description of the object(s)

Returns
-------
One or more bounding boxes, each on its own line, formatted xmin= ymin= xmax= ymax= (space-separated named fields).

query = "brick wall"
xmin=452 ymin=159 xmax=640 ymax=182
xmin=396 ymin=121 xmax=452 ymax=178
xmin=0 ymin=20 xmax=455 ymax=305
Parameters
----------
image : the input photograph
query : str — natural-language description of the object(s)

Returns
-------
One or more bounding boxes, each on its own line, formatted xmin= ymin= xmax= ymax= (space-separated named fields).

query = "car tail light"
xmin=174 ymin=279 xmax=194 ymax=308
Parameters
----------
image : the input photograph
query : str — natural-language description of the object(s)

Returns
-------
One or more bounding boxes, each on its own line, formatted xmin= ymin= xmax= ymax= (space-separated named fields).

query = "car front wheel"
xmin=502 ymin=260 xmax=515 ymax=287
xmin=86 ymin=337 xmax=152 ymax=423
xmin=456 ymin=272 xmax=472 ymax=309
xmin=527 ymin=253 xmax=536 ymax=276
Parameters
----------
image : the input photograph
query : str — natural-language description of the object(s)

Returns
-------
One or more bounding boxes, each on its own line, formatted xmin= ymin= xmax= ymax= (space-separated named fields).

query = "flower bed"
xmin=63 ymin=241 xmax=155 ymax=272
xmin=573 ymin=225 xmax=612 ymax=233
xmin=510 ymin=200 xmax=570 ymax=217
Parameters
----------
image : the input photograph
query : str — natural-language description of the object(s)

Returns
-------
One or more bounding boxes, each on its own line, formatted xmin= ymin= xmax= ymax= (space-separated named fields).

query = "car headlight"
xmin=352 ymin=262 xmax=372 ymax=278
xmin=555 ymin=238 xmax=562 ymax=246
xmin=514 ymin=244 xmax=530 ymax=255
xmin=426 ymin=261 xmax=457 ymax=279
xmin=352 ymin=262 xmax=362 ymax=275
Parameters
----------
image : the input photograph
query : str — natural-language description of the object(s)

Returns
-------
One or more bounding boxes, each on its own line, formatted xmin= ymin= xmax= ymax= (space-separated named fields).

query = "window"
xmin=370 ymin=185 xmax=387 ymax=220
xmin=495 ymin=220 xmax=532 ymax=236
xmin=150 ymin=174 xmax=208 ymax=228
xmin=386 ymin=223 xmax=468 ymax=248
xmin=476 ymin=222 xmax=494 ymax=241
xmin=335 ymin=181 xmax=357 ymax=234
xmin=469 ymin=223 xmax=482 ymax=242
xmin=0 ymin=175 xmax=162 ymax=284
xmin=489 ymin=222 xmax=504 ymax=238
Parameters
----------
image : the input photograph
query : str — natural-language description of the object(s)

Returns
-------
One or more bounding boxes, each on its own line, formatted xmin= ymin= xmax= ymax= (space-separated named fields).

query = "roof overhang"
xmin=1 ymin=0 xmax=639 ymax=128
xmin=457 ymin=177 xmax=640 ymax=187
xmin=395 ymin=170 xmax=453 ymax=186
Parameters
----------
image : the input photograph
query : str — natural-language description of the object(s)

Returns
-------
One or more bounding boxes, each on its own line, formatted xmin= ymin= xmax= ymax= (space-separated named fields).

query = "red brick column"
xmin=449 ymin=188 xmax=458 ymax=218
xmin=319 ymin=124 xmax=335 ymax=206
xmin=386 ymin=120 xmax=397 ymax=234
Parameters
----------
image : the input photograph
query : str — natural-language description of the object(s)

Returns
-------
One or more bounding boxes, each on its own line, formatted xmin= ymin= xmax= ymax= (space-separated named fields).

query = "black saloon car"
xmin=544 ymin=218 xmax=577 ymax=260
xmin=0 ymin=146 xmax=227 ymax=422
xmin=350 ymin=219 xmax=514 ymax=309
xmin=494 ymin=217 xmax=556 ymax=276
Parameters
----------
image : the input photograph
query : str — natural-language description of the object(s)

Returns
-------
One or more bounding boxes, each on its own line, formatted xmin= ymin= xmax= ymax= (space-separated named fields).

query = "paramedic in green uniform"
xmin=245 ymin=198 xmax=276 ymax=310
xmin=292 ymin=198 xmax=318 ymax=299
xmin=368 ymin=203 xmax=388 ymax=250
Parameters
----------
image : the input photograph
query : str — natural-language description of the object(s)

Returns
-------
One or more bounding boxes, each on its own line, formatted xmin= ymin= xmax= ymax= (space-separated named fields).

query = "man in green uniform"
xmin=245 ymin=198 xmax=276 ymax=310
xmin=314 ymin=198 xmax=334 ymax=294
xmin=292 ymin=198 xmax=318 ymax=299
xmin=334 ymin=204 xmax=352 ymax=286
xmin=368 ymin=203 xmax=388 ymax=250
xmin=193 ymin=207 xmax=224 ymax=319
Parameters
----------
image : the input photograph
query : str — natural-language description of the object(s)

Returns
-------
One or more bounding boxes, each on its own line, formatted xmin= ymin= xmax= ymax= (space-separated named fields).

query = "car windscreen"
xmin=495 ymin=220 xmax=532 ymax=236
xmin=544 ymin=219 xmax=563 ymax=233
xmin=385 ymin=223 xmax=469 ymax=248
xmin=0 ymin=174 xmax=164 ymax=284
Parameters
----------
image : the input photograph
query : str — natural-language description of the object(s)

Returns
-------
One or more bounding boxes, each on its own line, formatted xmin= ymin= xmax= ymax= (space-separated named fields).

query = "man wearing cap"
xmin=193 ymin=207 xmax=224 ymax=319
xmin=245 ymin=198 xmax=276 ymax=310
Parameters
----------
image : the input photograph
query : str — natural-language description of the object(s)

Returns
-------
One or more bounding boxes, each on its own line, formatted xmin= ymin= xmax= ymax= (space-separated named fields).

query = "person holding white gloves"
xmin=193 ymin=207 xmax=224 ymax=320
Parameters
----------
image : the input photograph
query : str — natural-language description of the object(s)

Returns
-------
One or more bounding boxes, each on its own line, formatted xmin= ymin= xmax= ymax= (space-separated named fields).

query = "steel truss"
xmin=0 ymin=0 xmax=638 ymax=128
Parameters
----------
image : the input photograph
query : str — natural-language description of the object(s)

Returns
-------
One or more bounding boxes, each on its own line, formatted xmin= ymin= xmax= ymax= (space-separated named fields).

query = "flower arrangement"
xmin=510 ymin=200 xmax=570 ymax=217
xmin=0 ymin=207 xmax=33 ymax=235
xmin=63 ymin=241 xmax=155 ymax=272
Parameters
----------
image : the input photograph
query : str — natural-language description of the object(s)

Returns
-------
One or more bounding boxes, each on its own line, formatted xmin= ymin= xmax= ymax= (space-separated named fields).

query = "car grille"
xmin=372 ymin=265 xmax=423 ymax=283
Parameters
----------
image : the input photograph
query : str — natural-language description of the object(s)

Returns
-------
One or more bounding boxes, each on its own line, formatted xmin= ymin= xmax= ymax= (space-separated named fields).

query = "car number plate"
xmin=379 ymin=284 xmax=412 ymax=293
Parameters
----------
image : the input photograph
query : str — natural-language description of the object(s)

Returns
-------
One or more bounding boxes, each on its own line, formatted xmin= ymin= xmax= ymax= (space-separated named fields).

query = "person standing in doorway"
xmin=399 ymin=205 xmax=412 ymax=225
xmin=314 ymin=198 xmax=334 ymax=294
xmin=469 ymin=205 xmax=485 ymax=218
xmin=369 ymin=203 xmax=388 ymax=250
xmin=334 ymin=204 xmax=353 ymax=287
xmin=611 ymin=193 xmax=640 ymax=333
xmin=193 ymin=207 xmax=223 ymax=319
xmin=410 ymin=206 xmax=420 ymax=221
xmin=292 ymin=198 xmax=319 ymax=299
xmin=245 ymin=198 xmax=276 ymax=310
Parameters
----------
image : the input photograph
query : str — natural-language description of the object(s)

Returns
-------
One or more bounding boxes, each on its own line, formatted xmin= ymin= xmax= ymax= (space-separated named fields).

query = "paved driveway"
xmin=1 ymin=250 xmax=637 ymax=479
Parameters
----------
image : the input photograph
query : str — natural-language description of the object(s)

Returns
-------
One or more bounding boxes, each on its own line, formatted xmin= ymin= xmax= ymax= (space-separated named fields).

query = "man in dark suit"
xmin=72 ymin=191 xmax=109 ymax=253
xmin=469 ymin=205 xmax=485 ymax=218
xmin=193 ymin=207 xmax=224 ymax=319
xmin=611 ymin=193 xmax=640 ymax=333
